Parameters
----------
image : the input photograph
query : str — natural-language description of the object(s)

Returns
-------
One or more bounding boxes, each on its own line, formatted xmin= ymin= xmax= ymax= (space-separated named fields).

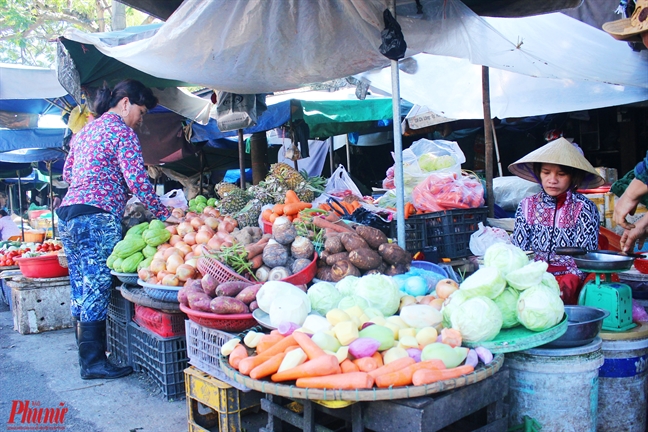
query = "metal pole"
xmin=47 ymin=162 xmax=56 ymax=238
xmin=482 ymin=66 xmax=495 ymax=219
xmin=16 ymin=171 xmax=24 ymax=240
xmin=329 ymin=138 xmax=334 ymax=174
xmin=491 ymin=119 xmax=503 ymax=177
xmin=238 ymin=129 xmax=246 ymax=189
xmin=345 ymin=136 xmax=351 ymax=174
xmin=8 ymin=184 xmax=14 ymax=216
xmin=391 ymin=0 xmax=406 ymax=249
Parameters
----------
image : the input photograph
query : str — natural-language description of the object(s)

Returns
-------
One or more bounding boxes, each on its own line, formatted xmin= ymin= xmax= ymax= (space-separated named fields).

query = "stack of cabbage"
xmin=442 ymin=243 xmax=564 ymax=343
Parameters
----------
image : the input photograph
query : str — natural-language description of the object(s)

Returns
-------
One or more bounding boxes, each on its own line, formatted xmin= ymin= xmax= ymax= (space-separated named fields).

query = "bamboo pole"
xmin=482 ymin=66 xmax=494 ymax=219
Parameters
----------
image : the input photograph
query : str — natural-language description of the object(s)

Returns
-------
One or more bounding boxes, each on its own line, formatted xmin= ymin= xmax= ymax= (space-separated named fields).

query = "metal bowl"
xmin=542 ymin=306 xmax=609 ymax=348
xmin=572 ymin=252 xmax=634 ymax=271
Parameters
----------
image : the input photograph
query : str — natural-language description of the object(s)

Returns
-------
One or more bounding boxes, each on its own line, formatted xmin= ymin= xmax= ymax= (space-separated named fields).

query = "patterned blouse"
xmin=512 ymin=189 xmax=599 ymax=277
xmin=60 ymin=112 xmax=170 ymax=221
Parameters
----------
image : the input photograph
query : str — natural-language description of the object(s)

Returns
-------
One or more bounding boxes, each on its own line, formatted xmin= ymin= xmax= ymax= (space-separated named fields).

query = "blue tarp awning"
xmin=0 ymin=128 xmax=67 ymax=152
xmin=0 ymin=148 xmax=65 ymax=163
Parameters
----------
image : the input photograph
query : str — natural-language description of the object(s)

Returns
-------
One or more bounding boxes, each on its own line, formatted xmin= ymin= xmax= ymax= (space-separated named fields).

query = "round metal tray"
xmin=540 ymin=306 xmax=608 ymax=348
xmin=573 ymin=252 xmax=634 ymax=272
xmin=252 ymin=309 xmax=275 ymax=330
xmin=110 ymin=271 xmax=139 ymax=285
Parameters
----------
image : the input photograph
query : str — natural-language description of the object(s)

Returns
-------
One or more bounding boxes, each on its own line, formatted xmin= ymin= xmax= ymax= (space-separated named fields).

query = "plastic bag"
xmin=324 ymin=165 xmax=363 ymax=198
xmin=160 ymin=189 xmax=188 ymax=210
xmin=469 ymin=222 xmax=512 ymax=256
xmin=411 ymin=172 xmax=485 ymax=212
xmin=379 ymin=9 xmax=407 ymax=60
xmin=632 ymin=299 xmax=648 ymax=322
xmin=348 ymin=207 xmax=392 ymax=236
xmin=216 ymin=92 xmax=266 ymax=132
xmin=493 ymin=176 xmax=541 ymax=212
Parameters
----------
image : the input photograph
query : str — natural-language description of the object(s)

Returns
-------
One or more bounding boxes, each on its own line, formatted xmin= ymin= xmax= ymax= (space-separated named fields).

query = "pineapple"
xmin=295 ymin=185 xmax=314 ymax=203
xmin=219 ymin=189 xmax=250 ymax=215
xmin=215 ymin=182 xmax=239 ymax=199
xmin=270 ymin=162 xmax=305 ymax=190
xmin=235 ymin=199 xmax=262 ymax=228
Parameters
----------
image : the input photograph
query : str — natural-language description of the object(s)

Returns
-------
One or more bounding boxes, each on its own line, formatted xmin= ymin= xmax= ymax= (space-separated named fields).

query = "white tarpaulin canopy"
xmin=61 ymin=0 xmax=648 ymax=102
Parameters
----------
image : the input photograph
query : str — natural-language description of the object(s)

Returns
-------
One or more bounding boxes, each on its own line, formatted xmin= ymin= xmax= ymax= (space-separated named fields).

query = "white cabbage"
xmin=505 ymin=261 xmax=549 ymax=290
xmin=517 ymin=285 xmax=565 ymax=331
xmin=336 ymin=275 xmax=359 ymax=297
xmin=450 ymin=296 xmax=503 ymax=343
xmin=493 ymin=287 xmax=520 ymax=328
xmin=459 ymin=267 xmax=506 ymax=299
xmin=484 ymin=243 xmax=529 ymax=276
xmin=307 ymin=281 xmax=342 ymax=316
xmin=441 ymin=289 xmax=470 ymax=328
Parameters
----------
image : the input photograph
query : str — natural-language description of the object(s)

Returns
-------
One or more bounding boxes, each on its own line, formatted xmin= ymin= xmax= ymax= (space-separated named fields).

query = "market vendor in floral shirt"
xmin=57 ymin=79 xmax=181 ymax=380
xmin=509 ymin=137 xmax=605 ymax=305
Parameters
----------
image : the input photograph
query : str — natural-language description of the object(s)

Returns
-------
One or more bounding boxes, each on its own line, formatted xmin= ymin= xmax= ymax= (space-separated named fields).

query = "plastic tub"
xmin=16 ymin=254 xmax=69 ymax=278
xmin=282 ymin=252 xmax=318 ymax=285
xmin=179 ymin=303 xmax=256 ymax=332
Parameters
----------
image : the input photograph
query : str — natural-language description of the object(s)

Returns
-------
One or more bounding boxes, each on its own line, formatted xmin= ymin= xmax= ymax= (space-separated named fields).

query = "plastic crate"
xmin=391 ymin=207 xmax=487 ymax=259
xmin=185 ymin=366 xmax=261 ymax=432
xmin=129 ymin=321 xmax=188 ymax=400
xmin=108 ymin=287 xmax=134 ymax=324
xmin=106 ymin=316 xmax=135 ymax=368
xmin=133 ymin=304 xmax=186 ymax=338
xmin=185 ymin=320 xmax=251 ymax=392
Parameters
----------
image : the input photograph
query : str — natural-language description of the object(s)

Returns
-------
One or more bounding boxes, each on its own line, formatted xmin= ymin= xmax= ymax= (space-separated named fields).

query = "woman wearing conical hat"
xmin=509 ymin=137 xmax=605 ymax=305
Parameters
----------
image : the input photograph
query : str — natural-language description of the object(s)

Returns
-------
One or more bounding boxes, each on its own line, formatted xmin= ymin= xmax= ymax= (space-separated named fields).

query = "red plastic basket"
xmin=197 ymin=256 xmax=252 ymax=284
xmin=16 ymin=254 xmax=69 ymax=278
xmin=133 ymin=304 xmax=186 ymax=338
xmin=179 ymin=303 xmax=256 ymax=332
xmin=282 ymin=252 xmax=318 ymax=285
xmin=262 ymin=219 xmax=272 ymax=234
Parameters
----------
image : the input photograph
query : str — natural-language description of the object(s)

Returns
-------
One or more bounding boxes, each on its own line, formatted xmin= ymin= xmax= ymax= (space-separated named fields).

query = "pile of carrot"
xmin=225 ymin=330 xmax=476 ymax=390
xmin=318 ymin=199 xmax=361 ymax=216
xmin=262 ymin=190 xmax=312 ymax=224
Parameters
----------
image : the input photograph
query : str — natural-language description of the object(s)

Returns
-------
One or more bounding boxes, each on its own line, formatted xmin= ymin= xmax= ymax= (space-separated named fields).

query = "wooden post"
xmin=482 ymin=66 xmax=494 ymax=219
xmin=250 ymin=132 xmax=268 ymax=185
xmin=238 ymin=129 xmax=246 ymax=189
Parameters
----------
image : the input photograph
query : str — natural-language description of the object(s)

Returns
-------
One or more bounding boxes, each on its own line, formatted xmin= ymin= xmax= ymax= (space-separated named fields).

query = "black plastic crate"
xmin=106 ymin=316 xmax=135 ymax=368
xmin=391 ymin=207 xmax=487 ymax=259
xmin=129 ymin=321 xmax=188 ymax=401
xmin=108 ymin=287 xmax=134 ymax=324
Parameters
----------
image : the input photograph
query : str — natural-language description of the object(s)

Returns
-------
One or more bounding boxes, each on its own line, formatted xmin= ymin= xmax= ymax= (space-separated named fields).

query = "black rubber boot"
xmin=78 ymin=320 xmax=132 ymax=380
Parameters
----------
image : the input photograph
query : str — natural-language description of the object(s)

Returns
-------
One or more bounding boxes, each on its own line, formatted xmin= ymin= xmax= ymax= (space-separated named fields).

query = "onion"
xmin=166 ymin=225 xmax=178 ymax=235
xmin=185 ymin=258 xmax=199 ymax=268
xmin=203 ymin=217 xmax=220 ymax=230
xmin=166 ymin=254 xmax=184 ymax=274
xmin=150 ymin=259 xmax=166 ymax=275
xmin=207 ymin=236 xmax=222 ymax=251
xmin=184 ymin=232 xmax=197 ymax=245
xmin=435 ymin=279 xmax=459 ymax=299
xmin=193 ymin=244 xmax=207 ymax=256
xmin=198 ymin=224 xmax=215 ymax=235
xmin=184 ymin=212 xmax=199 ymax=221
xmin=158 ymin=243 xmax=172 ymax=252
xmin=184 ymin=252 xmax=195 ymax=261
xmin=138 ymin=268 xmax=153 ymax=281
xmin=163 ymin=247 xmax=184 ymax=260
xmin=161 ymin=274 xmax=181 ymax=286
xmin=175 ymin=264 xmax=196 ymax=282
xmin=177 ymin=222 xmax=195 ymax=237
xmin=175 ymin=241 xmax=192 ymax=257
xmin=429 ymin=298 xmax=445 ymax=311
xmin=190 ymin=217 xmax=204 ymax=230
xmin=157 ymin=270 xmax=172 ymax=280
xmin=153 ymin=251 xmax=165 ymax=261
xmin=195 ymin=231 xmax=212 ymax=245
xmin=169 ymin=234 xmax=182 ymax=246
xmin=171 ymin=208 xmax=185 ymax=219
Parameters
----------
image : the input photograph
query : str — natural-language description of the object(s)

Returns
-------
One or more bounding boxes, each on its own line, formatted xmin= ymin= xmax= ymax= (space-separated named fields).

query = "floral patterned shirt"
xmin=60 ymin=112 xmax=170 ymax=221
xmin=512 ymin=189 xmax=599 ymax=277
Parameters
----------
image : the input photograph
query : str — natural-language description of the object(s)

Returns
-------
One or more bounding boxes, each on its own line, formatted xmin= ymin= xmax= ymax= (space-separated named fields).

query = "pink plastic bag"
xmin=411 ymin=172 xmax=485 ymax=212
xmin=632 ymin=300 xmax=648 ymax=322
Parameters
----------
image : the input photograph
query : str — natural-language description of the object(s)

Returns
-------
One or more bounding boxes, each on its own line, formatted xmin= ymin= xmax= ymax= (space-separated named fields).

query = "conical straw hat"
xmin=508 ymin=137 xmax=605 ymax=189
xmin=603 ymin=0 xmax=648 ymax=42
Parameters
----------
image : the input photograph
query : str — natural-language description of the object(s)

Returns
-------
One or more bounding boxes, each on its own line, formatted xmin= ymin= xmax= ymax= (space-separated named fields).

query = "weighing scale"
xmin=577 ymin=269 xmax=635 ymax=332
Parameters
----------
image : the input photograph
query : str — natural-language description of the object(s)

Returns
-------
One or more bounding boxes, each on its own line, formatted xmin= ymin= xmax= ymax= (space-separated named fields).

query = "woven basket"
xmin=197 ymin=256 xmax=252 ymax=284
xmin=57 ymin=251 xmax=68 ymax=268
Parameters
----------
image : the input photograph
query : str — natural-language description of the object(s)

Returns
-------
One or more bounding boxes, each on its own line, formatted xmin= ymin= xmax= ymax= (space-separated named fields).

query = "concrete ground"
xmin=0 ymin=301 xmax=268 ymax=432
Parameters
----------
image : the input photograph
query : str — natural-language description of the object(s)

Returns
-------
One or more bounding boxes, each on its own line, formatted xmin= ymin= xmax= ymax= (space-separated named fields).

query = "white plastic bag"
xmin=493 ymin=176 xmax=541 ymax=212
xmin=312 ymin=164 xmax=363 ymax=208
xmin=160 ymin=189 xmax=188 ymax=210
xmin=469 ymin=222 xmax=511 ymax=256
xmin=216 ymin=92 xmax=258 ymax=132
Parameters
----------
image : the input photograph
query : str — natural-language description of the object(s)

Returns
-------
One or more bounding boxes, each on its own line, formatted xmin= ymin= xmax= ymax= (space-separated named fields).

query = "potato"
xmin=355 ymin=225 xmax=388 ymax=250
xmin=187 ymin=291 xmax=213 ymax=312
xmin=326 ymin=251 xmax=349 ymax=266
xmin=340 ymin=233 xmax=369 ymax=252
xmin=378 ymin=243 xmax=412 ymax=266
xmin=216 ymin=280 xmax=253 ymax=297
xmin=316 ymin=266 xmax=334 ymax=282
xmin=209 ymin=297 xmax=250 ymax=315
xmin=235 ymin=284 xmax=262 ymax=305
xmin=324 ymin=235 xmax=344 ymax=254
xmin=348 ymin=248 xmax=383 ymax=270
xmin=331 ymin=260 xmax=361 ymax=282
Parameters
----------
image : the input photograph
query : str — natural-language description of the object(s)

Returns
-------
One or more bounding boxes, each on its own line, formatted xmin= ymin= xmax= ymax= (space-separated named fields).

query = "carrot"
xmin=283 ymin=202 xmax=312 ymax=216
xmin=250 ymin=254 xmax=264 ymax=270
xmin=271 ymin=354 xmax=341 ymax=382
xmin=313 ymin=217 xmax=354 ymax=233
xmin=245 ymin=237 xmax=270 ymax=259
xmin=257 ymin=334 xmax=297 ymax=358
xmin=269 ymin=212 xmax=279 ymax=223
xmin=293 ymin=331 xmax=326 ymax=360
xmin=412 ymin=365 xmax=474 ymax=386
xmin=340 ymin=359 xmax=360 ymax=373
xmin=375 ymin=359 xmax=446 ymax=388
xmin=368 ymin=356 xmax=415 ymax=380
xmin=238 ymin=354 xmax=272 ymax=376
xmin=285 ymin=345 xmax=301 ymax=353
xmin=262 ymin=208 xmax=273 ymax=222
xmin=352 ymin=357 xmax=379 ymax=372
xmin=272 ymin=203 xmax=285 ymax=215
xmin=285 ymin=190 xmax=300 ymax=205
xmin=228 ymin=344 xmax=248 ymax=370
xmin=256 ymin=334 xmax=285 ymax=354
xmin=270 ymin=329 xmax=281 ymax=336
xmin=325 ymin=212 xmax=341 ymax=223
xmin=250 ymin=353 xmax=286 ymax=380
xmin=371 ymin=351 xmax=384 ymax=367
xmin=319 ymin=203 xmax=332 ymax=212
xmin=296 ymin=372 xmax=374 ymax=389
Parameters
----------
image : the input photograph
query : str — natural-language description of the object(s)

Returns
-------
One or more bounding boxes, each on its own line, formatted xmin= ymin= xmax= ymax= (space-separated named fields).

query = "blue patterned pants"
xmin=58 ymin=213 xmax=121 ymax=322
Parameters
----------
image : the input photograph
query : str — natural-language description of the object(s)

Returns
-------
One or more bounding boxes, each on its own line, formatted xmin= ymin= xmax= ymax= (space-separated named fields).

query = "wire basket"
xmin=57 ymin=251 xmax=68 ymax=268
xmin=137 ymin=279 xmax=181 ymax=303
xmin=179 ymin=303 xmax=256 ymax=332
xmin=197 ymin=257 xmax=252 ymax=284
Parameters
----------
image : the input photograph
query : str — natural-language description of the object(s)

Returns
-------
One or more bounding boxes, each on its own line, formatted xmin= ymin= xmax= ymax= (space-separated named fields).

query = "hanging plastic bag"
xmin=160 ymin=189 xmax=188 ymax=210
xmin=216 ymin=92 xmax=260 ymax=132
xmin=469 ymin=222 xmax=511 ymax=256
xmin=379 ymin=9 xmax=407 ymax=60
xmin=412 ymin=172 xmax=485 ymax=212
xmin=324 ymin=165 xmax=363 ymax=198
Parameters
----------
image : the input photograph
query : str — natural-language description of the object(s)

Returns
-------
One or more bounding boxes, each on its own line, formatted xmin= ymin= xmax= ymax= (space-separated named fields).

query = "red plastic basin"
xmin=282 ymin=252 xmax=318 ymax=285
xmin=16 ymin=254 xmax=69 ymax=278
xmin=635 ymin=258 xmax=648 ymax=274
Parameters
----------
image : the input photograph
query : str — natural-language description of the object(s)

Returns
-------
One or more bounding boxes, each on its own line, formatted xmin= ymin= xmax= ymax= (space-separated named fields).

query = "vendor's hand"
xmin=165 ymin=215 xmax=182 ymax=224
xmin=620 ymin=215 xmax=648 ymax=253
xmin=614 ymin=179 xmax=648 ymax=230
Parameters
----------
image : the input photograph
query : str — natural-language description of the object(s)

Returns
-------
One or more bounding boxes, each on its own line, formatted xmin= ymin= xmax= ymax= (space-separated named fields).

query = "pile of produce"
xmin=179 ymin=276 xmax=261 ymax=315
xmin=107 ymin=220 xmax=171 ymax=275
xmin=0 ymin=240 xmax=63 ymax=266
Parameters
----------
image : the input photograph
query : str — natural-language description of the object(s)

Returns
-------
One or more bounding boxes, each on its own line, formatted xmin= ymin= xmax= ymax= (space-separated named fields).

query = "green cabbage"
xmin=459 ymin=267 xmax=506 ymax=299
xmin=484 ymin=243 xmax=529 ymax=276
xmin=505 ymin=261 xmax=549 ymax=290
xmin=354 ymin=275 xmax=401 ymax=316
xmin=418 ymin=153 xmax=456 ymax=172
xmin=541 ymin=273 xmax=561 ymax=296
xmin=442 ymin=289 xmax=470 ymax=328
xmin=336 ymin=275 xmax=359 ymax=297
xmin=517 ymin=285 xmax=565 ymax=331
xmin=450 ymin=296 xmax=503 ymax=343
xmin=307 ymin=281 xmax=343 ymax=316
xmin=493 ymin=287 xmax=520 ymax=329
xmin=338 ymin=295 xmax=371 ymax=311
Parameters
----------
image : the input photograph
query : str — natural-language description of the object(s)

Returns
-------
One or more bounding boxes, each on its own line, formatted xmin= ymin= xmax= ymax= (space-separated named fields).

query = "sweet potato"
xmin=235 ymin=284 xmax=262 ymax=305
xmin=210 ymin=297 xmax=249 ymax=314
xmin=324 ymin=235 xmax=344 ymax=254
xmin=354 ymin=225 xmax=388 ymax=250
xmin=326 ymin=252 xmax=349 ymax=266
xmin=348 ymin=248 xmax=382 ymax=270
xmin=187 ymin=291 xmax=213 ymax=312
xmin=331 ymin=260 xmax=361 ymax=282
xmin=216 ymin=280 xmax=253 ymax=297
xmin=249 ymin=300 xmax=259 ymax=311
xmin=178 ymin=279 xmax=204 ymax=305
xmin=378 ymin=243 xmax=412 ymax=266
xmin=340 ymin=233 xmax=369 ymax=252
xmin=201 ymin=274 xmax=218 ymax=297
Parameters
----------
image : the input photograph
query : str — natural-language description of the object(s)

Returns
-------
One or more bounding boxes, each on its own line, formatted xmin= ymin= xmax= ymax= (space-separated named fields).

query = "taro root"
xmin=324 ymin=235 xmax=344 ymax=254
xmin=272 ymin=216 xmax=297 ymax=245
xmin=291 ymin=236 xmax=315 ymax=260
xmin=340 ymin=233 xmax=369 ymax=252
xmin=348 ymin=248 xmax=382 ymax=270
xmin=326 ymin=252 xmax=349 ymax=266
xmin=262 ymin=239 xmax=289 ymax=268
xmin=292 ymin=258 xmax=312 ymax=274
xmin=331 ymin=260 xmax=361 ymax=282
xmin=384 ymin=263 xmax=410 ymax=276
xmin=378 ymin=243 xmax=412 ymax=266
xmin=316 ymin=266 xmax=334 ymax=282
xmin=354 ymin=225 xmax=388 ymax=250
